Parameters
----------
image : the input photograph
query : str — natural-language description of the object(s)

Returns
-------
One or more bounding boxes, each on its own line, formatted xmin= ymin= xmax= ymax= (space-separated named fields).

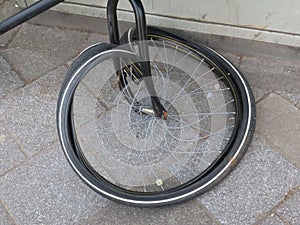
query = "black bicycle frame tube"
xmin=107 ymin=0 xmax=167 ymax=118
xmin=0 ymin=0 xmax=64 ymax=35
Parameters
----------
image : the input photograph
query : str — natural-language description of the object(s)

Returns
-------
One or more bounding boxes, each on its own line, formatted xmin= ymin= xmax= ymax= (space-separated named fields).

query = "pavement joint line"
xmin=254 ymin=91 xmax=272 ymax=104
xmin=0 ymin=159 xmax=28 ymax=178
xmin=0 ymin=196 xmax=19 ymax=225
xmin=27 ymin=20 xmax=106 ymax=36
xmin=0 ymin=120 xmax=29 ymax=159
xmin=4 ymin=26 xmax=22 ymax=49
xmin=0 ymin=49 xmax=27 ymax=83
xmin=0 ymin=140 xmax=60 ymax=178
xmin=195 ymin=200 xmax=222 ymax=225
xmin=254 ymin=90 xmax=271 ymax=104
xmin=275 ymin=91 xmax=300 ymax=110
xmin=258 ymin=130 xmax=300 ymax=170
xmin=257 ymin=186 xmax=300 ymax=224
xmin=274 ymin=211 xmax=291 ymax=225
xmin=30 ymin=140 xmax=61 ymax=159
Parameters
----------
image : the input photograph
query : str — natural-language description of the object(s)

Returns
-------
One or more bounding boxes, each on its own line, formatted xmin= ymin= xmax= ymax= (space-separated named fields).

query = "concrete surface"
xmin=0 ymin=1 xmax=299 ymax=224
xmin=17 ymin=0 xmax=300 ymax=47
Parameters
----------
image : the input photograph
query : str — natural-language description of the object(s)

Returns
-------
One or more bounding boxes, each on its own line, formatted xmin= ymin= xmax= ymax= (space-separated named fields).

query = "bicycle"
xmin=0 ymin=0 xmax=256 ymax=206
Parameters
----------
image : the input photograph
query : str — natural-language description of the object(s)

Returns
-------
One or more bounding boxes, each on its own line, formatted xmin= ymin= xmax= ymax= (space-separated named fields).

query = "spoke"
xmin=168 ymin=112 xmax=236 ymax=117
xmin=167 ymin=65 xmax=213 ymax=105
xmin=161 ymin=122 xmax=197 ymax=176
xmin=171 ymin=44 xmax=179 ymax=66
xmin=142 ymin=116 xmax=165 ymax=191
xmin=169 ymin=51 xmax=192 ymax=72
xmin=150 ymin=38 xmax=169 ymax=72
xmin=163 ymin=40 xmax=169 ymax=67
xmin=168 ymin=116 xmax=233 ymax=140
xmin=170 ymin=75 xmax=224 ymax=104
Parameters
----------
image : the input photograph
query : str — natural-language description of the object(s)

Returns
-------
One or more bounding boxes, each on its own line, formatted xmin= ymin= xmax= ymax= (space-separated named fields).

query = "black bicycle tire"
xmin=57 ymin=30 xmax=256 ymax=207
xmin=119 ymin=26 xmax=256 ymax=204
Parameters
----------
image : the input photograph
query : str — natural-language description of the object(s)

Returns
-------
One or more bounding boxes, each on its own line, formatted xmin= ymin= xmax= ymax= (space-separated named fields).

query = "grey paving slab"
xmin=29 ymin=10 xmax=133 ymax=35
xmin=252 ymin=87 xmax=270 ymax=103
xmin=259 ymin=214 xmax=286 ymax=225
xmin=277 ymin=190 xmax=300 ymax=225
xmin=275 ymin=90 xmax=300 ymax=110
xmin=83 ymin=201 xmax=220 ymax=225
xmin=216 ymin=50 xmax=241 ymax=68
xmin=198 ymin=134 xmax=300 ymax=225
xmin=0 ymin=0 xmax=20 ymax=47
xmin=0 ymin=144 xmax=108 ymax=225
xmin=82 ymin=33 xmax=109 ymax=46
xmin=0 ymin=66 xmax=67 ymax=156
xmin=0 ymin=54 xmax=24 ymax=98
xmin=1 ymin=23 xmax=89 ymax=82
xmin=0 ymin=122 xmax=26 ymax=175
xmin=0 ymin=201 xmax=15 ymax=225
xmin=240 ymin=56 xmax=300 ymax=94
xmin=256 ymin=93 xmax=300 ymax=168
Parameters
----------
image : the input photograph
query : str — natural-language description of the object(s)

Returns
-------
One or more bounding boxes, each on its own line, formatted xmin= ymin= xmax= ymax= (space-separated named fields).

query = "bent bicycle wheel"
xmin=57 ymin=29 xmax=255 ymax=206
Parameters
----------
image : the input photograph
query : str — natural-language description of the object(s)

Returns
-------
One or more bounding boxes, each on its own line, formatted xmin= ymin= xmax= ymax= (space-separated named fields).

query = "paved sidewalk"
xmin=0 ymin=1 xmax=299 ymax=225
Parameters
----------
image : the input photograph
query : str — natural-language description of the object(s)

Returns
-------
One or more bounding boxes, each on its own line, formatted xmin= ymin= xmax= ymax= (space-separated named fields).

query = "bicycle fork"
xmin=107 ymin=0 xmax=168 ymax=119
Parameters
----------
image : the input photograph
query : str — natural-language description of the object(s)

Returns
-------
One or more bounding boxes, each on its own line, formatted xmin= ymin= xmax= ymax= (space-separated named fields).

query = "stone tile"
xmin=82 ymin=33 xmax=109 ymax=46
xmin=0 ymin=122 xmax=26 ymax=175
xmin=83 ymin=200 xmax=219 ymax=225
xmin=0 ymin=144 xmax=107 ymax=225
xmin=240 ymin=56 xmax=300 ymax=94
xmin=0 ymin=201 xmax=15 ymax=225
xmin=199 ymin=134 xmax=300 ymax=225
xmin=0 ymin=0 xmax=20 ymax=47
xmin=217 ymin=50 xmax=241 ymax=68
xmin=0 ymin=54 xmax=24 ymax=98
xmin=0 ymin=66 xmax=67 ymax=156
xmin=275 ymin=90 xmax=300 ymax=110
xmin=252 ymin=87 xmax=270 ymax=103
xmin=1 ymin=23 xmax=89 ymax=82
xmin=259 ymin=214 xmax=286 ymax=225
xmin=256 ymin=93 xmax=300 ymax=168
xmin=277 ymin=190 xmax=300 ymax=225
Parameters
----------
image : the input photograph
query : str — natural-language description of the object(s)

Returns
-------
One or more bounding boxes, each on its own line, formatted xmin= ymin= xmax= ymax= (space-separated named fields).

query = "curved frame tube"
xmin=107 ymin=0 xmax=167 ymax=117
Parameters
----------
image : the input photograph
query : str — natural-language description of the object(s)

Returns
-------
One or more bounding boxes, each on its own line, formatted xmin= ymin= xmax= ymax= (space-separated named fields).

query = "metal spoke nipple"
xmin=156 ymin=179 xmax=163 ymax=186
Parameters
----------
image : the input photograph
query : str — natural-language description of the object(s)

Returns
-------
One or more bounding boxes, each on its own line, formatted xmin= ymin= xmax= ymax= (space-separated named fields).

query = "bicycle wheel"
xmin=57 ymin=28 xmax=255 ymax=206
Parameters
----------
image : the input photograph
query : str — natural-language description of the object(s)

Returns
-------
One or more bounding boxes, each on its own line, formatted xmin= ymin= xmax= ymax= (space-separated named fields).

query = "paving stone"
xmin=275 ymin=90 xmax=300 ymax=110
xmin=1 ymin=23 xmax=89 ymax=82
xmin=217 ymin=50 xmax=241 ymax=68
xmin=0 ymin=144 xmax=107 ymax=225
xmin=240 ymin=56 xmax=300 ymax=94
xmin=0 ymin=66 xmax=67 ymax=156
xmin=198 ymin=134 xmax=300 ymax=225
xmin=256 ymin=93 xmax=300 ymax=168
xmin=83 ymin=201 xmax=219 ymax=225
xmin=0 ymin=0 xmax=20 ymax=47
xmin=259 ymin=214 xmax=286 ymax=225
xmin=252 ymin=87 xmax=270 ymax=103
xmin=0 ymin=54 xmax=24 ymax=98
xmin=82 ymin=33 xmax=109 ymax=46
xmin=0 ymin=201 xmax=15 ymax=225
xmin=277 ymin=190 xmax=300 ymax=225
xmin=0 ymin=122 xmax=26 ymax=175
